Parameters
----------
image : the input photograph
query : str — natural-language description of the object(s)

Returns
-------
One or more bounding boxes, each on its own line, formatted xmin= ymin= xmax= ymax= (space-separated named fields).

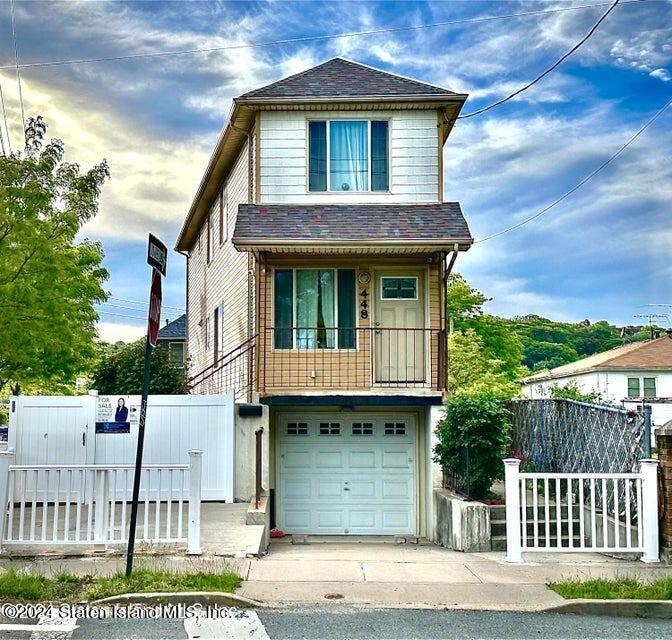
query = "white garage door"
xmin=277 ymin=413 xmax=416 ymax=535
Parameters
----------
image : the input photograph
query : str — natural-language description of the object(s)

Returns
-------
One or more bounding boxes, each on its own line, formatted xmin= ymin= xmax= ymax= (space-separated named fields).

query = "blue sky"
xmin=0 ymin=0 xmax=670 ymax=342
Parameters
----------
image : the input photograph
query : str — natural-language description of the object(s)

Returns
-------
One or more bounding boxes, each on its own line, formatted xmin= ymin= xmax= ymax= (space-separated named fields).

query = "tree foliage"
xmin=434 ymin=392 xmax=512 ymax=499
xmin=549 ymin=381 xmax=601 ymax=403
xmin=90 ymin=341 xmax=187 ymax=395
xmin=0 ymin=117 xmax=109 ymax=390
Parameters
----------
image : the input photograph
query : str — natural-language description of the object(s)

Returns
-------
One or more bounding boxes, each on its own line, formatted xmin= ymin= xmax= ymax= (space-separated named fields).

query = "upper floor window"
xmin=309 ymin=120 xmax=389 ymax=193
xmin=627 ymin=376 xmax=656 ymax=398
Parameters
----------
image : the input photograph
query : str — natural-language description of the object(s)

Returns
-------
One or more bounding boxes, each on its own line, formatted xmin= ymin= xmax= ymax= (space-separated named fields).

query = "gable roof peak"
xmin=238 ymin=56 xmax=464 ymax=101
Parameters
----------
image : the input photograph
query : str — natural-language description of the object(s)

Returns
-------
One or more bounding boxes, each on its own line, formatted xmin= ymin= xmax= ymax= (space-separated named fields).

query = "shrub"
xmin=549 ymin=381 xmax=600 ymax=403
xmin=434 ymin=391 xmax=512 ymax=500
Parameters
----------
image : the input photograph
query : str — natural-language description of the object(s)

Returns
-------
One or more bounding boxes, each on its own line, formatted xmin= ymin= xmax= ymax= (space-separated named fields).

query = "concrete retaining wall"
xmin=433 ymin=489 xmax=491 ymax=552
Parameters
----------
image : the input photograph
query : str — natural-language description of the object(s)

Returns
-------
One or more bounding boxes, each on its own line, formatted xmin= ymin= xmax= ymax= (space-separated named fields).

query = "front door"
xmin=374 ymin=270 xmax=425 ymax=384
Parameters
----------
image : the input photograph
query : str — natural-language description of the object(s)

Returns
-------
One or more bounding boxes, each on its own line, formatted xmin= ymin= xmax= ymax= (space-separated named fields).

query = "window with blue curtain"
xmin=329 ymin=121 xmax=368 ymax=191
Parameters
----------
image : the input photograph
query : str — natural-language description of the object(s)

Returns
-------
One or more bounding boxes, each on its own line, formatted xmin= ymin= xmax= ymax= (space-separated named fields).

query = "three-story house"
xmin=176 ymin=58 xmax=473 ymax=538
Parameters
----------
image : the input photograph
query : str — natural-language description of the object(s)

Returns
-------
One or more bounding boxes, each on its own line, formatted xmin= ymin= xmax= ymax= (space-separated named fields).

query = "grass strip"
xmin=549 ymin=577 xmax=672 ymax=600
xmin=0 ymin=568 xmax=240 ymax=602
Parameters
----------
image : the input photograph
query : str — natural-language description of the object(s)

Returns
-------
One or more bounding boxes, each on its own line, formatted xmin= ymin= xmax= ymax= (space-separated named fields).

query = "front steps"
xmin=489 ymin=504 xmax=583 ymax=551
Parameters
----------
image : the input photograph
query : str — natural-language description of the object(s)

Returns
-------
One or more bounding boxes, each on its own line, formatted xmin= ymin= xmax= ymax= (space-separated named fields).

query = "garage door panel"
xmin=278 ymin=413 xmax=417 ymax=535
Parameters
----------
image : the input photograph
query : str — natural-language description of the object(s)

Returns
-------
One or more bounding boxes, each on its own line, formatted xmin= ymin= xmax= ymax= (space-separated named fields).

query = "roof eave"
xmin=232 ymin=237 xmax=474 ymax=252
xmin=236 ymin=94 xmax=469 ymax=105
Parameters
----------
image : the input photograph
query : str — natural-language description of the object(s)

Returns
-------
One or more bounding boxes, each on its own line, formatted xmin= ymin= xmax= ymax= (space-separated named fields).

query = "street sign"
xmin=147 ymin=233 xmax=168 ymax=277
xmin=127 ymin=234 xmax=167 ymax=577
xmin=147 ymin=269 xmax=162 ymax=347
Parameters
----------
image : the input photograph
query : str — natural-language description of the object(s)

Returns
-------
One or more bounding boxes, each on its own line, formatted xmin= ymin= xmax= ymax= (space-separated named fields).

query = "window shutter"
xmin=371 ymin=120 xmax=389 ymax=191
xmin=308 ymin=121 xmax=327 ymax=191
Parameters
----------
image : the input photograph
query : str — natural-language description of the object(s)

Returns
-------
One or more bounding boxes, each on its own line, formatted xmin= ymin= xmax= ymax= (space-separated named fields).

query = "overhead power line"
xmin=108 ymin=296 xmax=185 ymax=312
xmin=9 ymin=0 xmax=25 ymax=142
xmin=458 ymin=0 xmax=621 ymax=119
xmin=475 ymin=97 xmax=672 ymax=244
xmin=0 ymin=1 xmax=644 ymax=71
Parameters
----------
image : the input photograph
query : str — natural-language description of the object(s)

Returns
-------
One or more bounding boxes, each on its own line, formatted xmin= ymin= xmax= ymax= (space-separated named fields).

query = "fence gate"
xmin=503 ymin=458 xmax=659 ymax=563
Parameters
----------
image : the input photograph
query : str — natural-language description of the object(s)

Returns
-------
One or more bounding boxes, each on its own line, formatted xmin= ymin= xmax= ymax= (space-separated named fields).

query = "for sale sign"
xmin=147 ymin=269 xmax=162 ymax=347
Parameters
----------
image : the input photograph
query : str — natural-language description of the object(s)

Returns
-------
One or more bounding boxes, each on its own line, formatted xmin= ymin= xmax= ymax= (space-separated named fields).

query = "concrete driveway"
xmin=237 ymin=537 xmax=672 ymax=609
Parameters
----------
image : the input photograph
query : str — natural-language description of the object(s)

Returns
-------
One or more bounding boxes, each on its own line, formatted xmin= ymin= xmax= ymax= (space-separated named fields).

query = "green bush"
xmin=549 ymin=381 xmax=600 ymax=403
xmin=434 ymin=392 xmax=512 ymax=500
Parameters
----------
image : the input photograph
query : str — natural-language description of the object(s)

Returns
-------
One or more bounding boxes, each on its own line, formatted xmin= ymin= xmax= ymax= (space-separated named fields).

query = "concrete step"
xmin=491 ymin=518 xmax=585 ymax=538
xmin=491 ymin=534 xmax=583 ymax=552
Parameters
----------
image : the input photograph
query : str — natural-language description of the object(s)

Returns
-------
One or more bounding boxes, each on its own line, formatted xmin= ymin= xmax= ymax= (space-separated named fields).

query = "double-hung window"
xmin=627 ymin=376 xmax=657 ymax=398
xmin=309 ymin=120 xmax=389 ymax=192
xmin=274 ymin=269 xmax=356 ymax=349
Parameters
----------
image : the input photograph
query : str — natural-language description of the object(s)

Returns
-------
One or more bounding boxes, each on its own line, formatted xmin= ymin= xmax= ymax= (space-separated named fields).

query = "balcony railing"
xmin=260 ymin=327 xmax=446 ymax=392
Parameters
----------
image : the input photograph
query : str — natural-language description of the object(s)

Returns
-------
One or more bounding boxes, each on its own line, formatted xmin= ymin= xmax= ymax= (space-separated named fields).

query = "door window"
xmin=381 ymin=277 xmax=418 ymax=300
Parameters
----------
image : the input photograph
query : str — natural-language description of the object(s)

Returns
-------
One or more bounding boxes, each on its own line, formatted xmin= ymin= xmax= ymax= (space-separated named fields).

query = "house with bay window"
xmin=175 ymin=58 xmax=473 ymax=538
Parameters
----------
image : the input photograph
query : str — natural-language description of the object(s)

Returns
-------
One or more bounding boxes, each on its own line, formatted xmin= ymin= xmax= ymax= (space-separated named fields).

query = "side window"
xmin=204 ymin=316 xmax=210 ymax=351
xmin=627 ymin=377 xmax=640 ymax=397
xmin=287 ymin=422 xmax=308 ymax=436
xmin=643 ymin=377 xmax=656 ymax=397
xmin=384 ymin=422 xmax=406 ymax=436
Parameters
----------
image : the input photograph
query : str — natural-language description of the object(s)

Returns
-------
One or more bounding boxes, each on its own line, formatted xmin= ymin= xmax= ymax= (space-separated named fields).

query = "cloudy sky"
xmin=0 ymin=0 xmax=670 ymax=342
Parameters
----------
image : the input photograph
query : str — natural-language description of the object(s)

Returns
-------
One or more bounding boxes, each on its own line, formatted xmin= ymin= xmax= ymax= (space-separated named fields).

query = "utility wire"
xmin=108 ymin=296 xmax=185 ymax=312
xmin=9 ymin=0 xmax=25 ymax=143
xmin=459 ymin=0 xmax=621 ymax=119
xmin=0 ymin=1 xmax=644 ymax=71
xmin=475 ymin=97 xmax=672 ymax=244
xmin=96 ymin=310 xmax=147 ymax=321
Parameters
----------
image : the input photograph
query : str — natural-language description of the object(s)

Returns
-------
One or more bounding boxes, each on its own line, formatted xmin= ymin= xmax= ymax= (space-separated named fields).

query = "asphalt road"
xmin=1 ymin=607 xmax=670 ymax=639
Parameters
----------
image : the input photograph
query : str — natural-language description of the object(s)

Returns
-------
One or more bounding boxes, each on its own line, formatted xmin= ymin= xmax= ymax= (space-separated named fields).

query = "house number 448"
xmin=360 ymin=288 xmax=369 ymax=319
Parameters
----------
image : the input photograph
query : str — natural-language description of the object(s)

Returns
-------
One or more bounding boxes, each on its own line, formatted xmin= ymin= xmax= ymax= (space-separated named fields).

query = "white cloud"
xmin=97 ymin=321 xmax=145 ymax=344
xmin=650 ymin=68 xmax=671 ymax=82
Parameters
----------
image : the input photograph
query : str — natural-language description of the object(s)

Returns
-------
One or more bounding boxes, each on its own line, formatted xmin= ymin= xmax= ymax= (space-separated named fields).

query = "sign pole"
xmin=126 ymin=235 xmax=167 ymax=577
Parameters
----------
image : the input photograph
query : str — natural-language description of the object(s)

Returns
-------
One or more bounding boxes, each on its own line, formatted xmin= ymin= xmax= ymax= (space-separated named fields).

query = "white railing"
xmin=503 ymin=458 xmax=659 ymax=563
xmin=0 ymin=450 xmax=202 ymax=555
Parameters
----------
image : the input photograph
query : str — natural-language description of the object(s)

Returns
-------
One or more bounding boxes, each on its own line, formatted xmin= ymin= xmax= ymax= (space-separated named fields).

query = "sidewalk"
xmin=235 ymin=539 xmax=672 ymax=610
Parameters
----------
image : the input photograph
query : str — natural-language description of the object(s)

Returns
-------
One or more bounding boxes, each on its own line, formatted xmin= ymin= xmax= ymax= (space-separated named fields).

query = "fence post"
xmin=187 ymin=449 xmax=203 ymax=555
xmin=640 ymin=458 xmax=659 ymax=563
xmin=0 ymin=451 xmax=16 ymax=549
xmin=93 ymin=469 xmax=109 ymax=547
xmin=504 ymin=458 xmax=523 ymax=563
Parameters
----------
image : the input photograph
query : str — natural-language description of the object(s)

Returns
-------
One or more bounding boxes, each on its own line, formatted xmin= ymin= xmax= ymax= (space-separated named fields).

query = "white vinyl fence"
xmin=0 ymin=450 xmax=203 ymax=553
xmin=504 ymin=458 xmax=659 ymax=563
xmin=8 ymin=393 xmax=234 ymax=501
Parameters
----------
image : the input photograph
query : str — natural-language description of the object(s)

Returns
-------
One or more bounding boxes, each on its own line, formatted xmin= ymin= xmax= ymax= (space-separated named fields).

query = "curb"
xmin=543 ymin=599 xmax=672 ymax=619
xmin=91 ymin=592 xmax=264 ymax=608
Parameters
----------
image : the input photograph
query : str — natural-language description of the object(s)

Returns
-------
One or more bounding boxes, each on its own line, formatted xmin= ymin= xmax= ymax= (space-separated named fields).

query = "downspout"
xmin=443 ymin=243 xmax=460 ymax=396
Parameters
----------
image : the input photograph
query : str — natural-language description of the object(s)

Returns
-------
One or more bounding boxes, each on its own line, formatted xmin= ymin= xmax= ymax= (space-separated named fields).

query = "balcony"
xmin=259 ymin=327 xmax=446 ymax=393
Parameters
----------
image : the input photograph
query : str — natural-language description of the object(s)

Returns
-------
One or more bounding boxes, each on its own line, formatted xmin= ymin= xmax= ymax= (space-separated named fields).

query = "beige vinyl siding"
xmin=259 ymin=110 xmax=439 ymax=204
xmin=187 ymin=139 xmax=252 ymax=378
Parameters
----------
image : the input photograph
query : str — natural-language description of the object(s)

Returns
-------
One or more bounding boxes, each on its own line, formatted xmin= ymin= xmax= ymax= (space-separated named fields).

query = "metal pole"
xmin=125 ymin=335 xmax=153 ymax=577
xmin=643 ymin=404 xmax=652 ymax=459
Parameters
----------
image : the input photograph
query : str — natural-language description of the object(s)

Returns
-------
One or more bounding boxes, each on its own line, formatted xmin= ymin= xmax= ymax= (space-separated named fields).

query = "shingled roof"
xmin=232 ymin=203 xmax=472 ymax=252
xmin=521 ymin=336 xmax=672 ymax=384
xmin=239 ymin=58 xmax=461 ymax=101
xmin=157 ymin=314 xmax=186 ymax=341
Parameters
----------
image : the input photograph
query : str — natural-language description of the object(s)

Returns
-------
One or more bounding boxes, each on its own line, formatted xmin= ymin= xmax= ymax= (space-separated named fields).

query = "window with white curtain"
xmin=309 ymin=120 xmax=389 ymax=192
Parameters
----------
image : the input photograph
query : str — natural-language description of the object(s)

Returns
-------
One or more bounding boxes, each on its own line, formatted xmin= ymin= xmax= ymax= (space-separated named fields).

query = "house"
xmin=175 ymin=58 xmax=473 ymax=538
xmin=520 ymin=335 xmax=672 ymax=427
xmin=156 ymin=314 xmax=186 ymax=370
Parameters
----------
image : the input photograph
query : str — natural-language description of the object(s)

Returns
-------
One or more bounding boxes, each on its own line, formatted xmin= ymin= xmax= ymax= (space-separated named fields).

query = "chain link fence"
xmin=509 ymin=399 xmax=645 ymax=474
xmin=509 ymin=399 xmax=645 ymax=519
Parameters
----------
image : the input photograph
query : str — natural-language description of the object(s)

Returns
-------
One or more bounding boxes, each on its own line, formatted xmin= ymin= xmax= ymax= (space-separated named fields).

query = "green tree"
xmin=448 ymin=329 xmax=519 ymax=398
xmin=447 ymin=273 xmax=526 ymax=382
xmin=434 ymin=392 xmax=511 ymax=499
xmin=90 ymin=341 xmax=187 ymax=395
xmin=0 ymin=117 xmax=109 ymax=390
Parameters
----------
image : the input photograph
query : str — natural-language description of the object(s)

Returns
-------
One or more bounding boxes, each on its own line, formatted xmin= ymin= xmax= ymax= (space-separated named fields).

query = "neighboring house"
xmin=520 ymin=336 xmax=672 ymax=427
xmin=175 ymin=58 xmax=473 ymax=538
xmin=156 ymin=314 xmax=186 ymax=370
